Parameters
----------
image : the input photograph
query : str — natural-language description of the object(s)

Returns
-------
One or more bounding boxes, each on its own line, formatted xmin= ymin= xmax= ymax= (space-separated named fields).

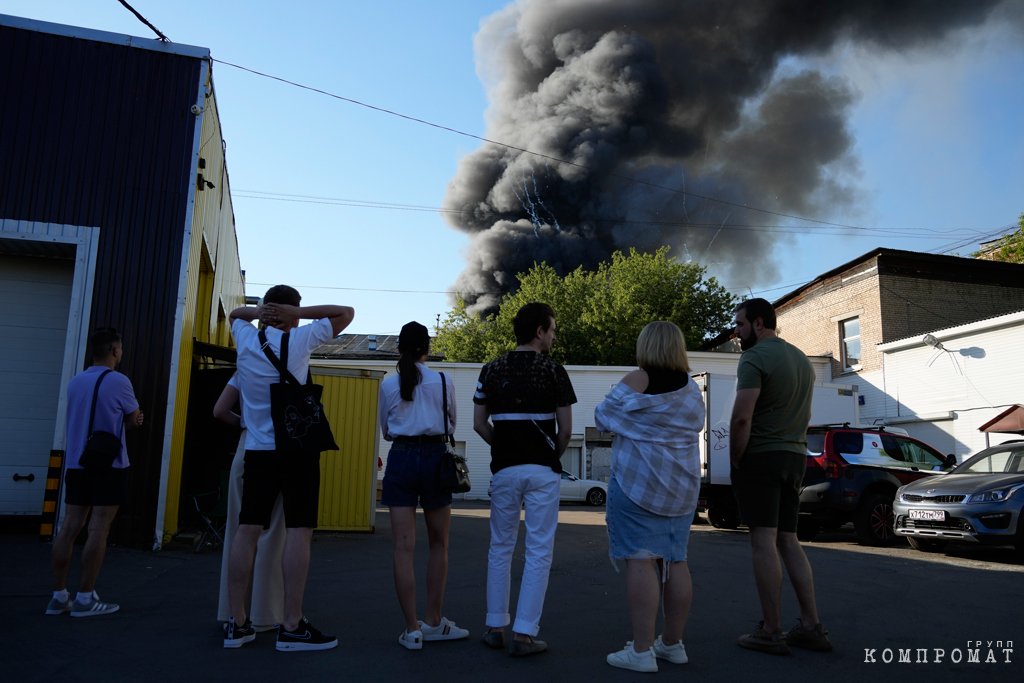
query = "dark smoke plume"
xmin=443 ymin=0 xmax=1005 ymax=314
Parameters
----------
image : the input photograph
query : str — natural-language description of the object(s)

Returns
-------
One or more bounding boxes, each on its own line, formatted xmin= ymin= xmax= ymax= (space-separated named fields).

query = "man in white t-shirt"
xmin=223 ymin=285 xmax=354 ymax=652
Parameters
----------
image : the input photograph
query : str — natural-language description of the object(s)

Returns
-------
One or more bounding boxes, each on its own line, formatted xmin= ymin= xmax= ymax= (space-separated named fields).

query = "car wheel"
xmin=854 ymin=492 xmax=896 ymax=546
xmin=907 ymin=536 xmax=947 ymax=553
xmin=586 ymin=488 xmax=606 ymax=506
xmin=707 ymin=498 xmax=740 ymax=530
xmin=796 ymin=517 xmax=820 ymax=542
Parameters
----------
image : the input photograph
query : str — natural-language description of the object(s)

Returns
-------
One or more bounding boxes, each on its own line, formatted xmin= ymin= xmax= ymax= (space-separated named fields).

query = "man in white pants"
xmin=473 ymin=302 xmax=576 ymax=656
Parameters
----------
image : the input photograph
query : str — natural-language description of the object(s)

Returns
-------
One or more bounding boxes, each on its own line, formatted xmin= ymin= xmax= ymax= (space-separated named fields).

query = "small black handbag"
xmin=437 ymin=372 xmax=471 ymax=493
xmin=79 ymin=369 xmax=123 ymax=470
xmin=258 ymin=329 xmax=339 ymax=454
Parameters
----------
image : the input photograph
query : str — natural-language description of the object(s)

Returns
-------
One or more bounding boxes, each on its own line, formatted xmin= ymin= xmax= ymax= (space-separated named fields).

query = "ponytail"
xmin=398 ymin=352 xmax=422 ymax=402
xmin=396 ymin=320 xmax=430 ymax=402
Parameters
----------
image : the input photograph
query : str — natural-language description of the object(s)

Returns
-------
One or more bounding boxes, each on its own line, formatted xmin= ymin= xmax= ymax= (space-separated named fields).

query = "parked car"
xmin=560 ymin=472 xmax=607 ymax=506
xmin=894 ymin=440 xmax=1024 ymax=555
xmin=797 ymin=425 xmax=954 ymax=546
xmin=487 ymin=472 xmax=608 ymax=506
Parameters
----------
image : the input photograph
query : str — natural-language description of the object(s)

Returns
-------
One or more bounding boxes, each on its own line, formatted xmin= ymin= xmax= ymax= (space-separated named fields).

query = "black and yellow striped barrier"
xmin=39 ymin=450 xmax=64 ymax=541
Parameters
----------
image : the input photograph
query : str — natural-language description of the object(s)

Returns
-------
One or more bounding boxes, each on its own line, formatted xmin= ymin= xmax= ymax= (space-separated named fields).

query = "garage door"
xmin=0 ymin=252 xmax=73 ymax=514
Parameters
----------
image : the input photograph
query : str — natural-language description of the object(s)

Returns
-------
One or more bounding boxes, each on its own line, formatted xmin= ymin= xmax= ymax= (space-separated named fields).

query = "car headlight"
xmin=966 ymin=483 xmax=1024 ymax=504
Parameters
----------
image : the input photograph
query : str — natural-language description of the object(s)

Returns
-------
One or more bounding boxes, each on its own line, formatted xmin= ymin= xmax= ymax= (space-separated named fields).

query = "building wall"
xmin=314 ymin=367 xmax=384 ymax=531
xmin=878 ymin=312 xmax=1024 ymax=460
xmin=877 ymin=274 xmax=1024 ymax=344
xmin=0 ymin=22 xmax=209 ymax=543
xmin=777 ymin=254 xmax=1024 ymax=383
xmin=775 ymin=260 xmax=883 ymax=376
xmin=162 ymin=75 xmax=246 ymax=543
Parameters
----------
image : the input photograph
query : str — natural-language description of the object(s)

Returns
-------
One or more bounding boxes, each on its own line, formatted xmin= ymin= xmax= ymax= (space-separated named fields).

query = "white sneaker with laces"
xmin=607 ymin=643 xmax=658 ymax=673
xmin=419 ymin=617 xmax=469 ymax=641
xmin=399 ymin=629 xmax=423 ymax=650
xmin=653 ymin=635 xmax=688 ymax=664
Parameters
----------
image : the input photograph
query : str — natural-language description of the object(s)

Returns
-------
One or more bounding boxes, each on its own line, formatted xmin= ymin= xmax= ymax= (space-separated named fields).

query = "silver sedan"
xmin=893 ymin=440 xmax=1024 ymax=554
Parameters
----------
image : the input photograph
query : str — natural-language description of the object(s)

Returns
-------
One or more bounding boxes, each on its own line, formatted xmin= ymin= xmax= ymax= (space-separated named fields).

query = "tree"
xmin=433 ymin=247 xmax=737 ymax=365
xmin=974 ymin=213 xmax=1024 ymax=264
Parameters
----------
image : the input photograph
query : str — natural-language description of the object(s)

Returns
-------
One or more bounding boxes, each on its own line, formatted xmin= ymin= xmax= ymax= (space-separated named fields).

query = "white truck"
xmin=694 ymin=373 xmax=860 ymax=528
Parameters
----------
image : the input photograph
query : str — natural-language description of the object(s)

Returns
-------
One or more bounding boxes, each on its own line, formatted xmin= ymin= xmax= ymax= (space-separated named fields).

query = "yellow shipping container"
xmin=313 ymin=366 xmax=385 ymax=532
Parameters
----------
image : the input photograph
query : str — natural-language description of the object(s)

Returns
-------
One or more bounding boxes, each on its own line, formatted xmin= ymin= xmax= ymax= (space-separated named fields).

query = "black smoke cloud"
xmin=443 ymin=0 xmax=1005 ymax=314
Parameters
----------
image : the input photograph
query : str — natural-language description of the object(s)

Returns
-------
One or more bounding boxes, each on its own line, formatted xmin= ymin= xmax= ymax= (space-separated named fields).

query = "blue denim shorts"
xmin=381 ymin=441 xmax=452 ymax=510
xmin=606 ymin=478 xmax=692 ymax=564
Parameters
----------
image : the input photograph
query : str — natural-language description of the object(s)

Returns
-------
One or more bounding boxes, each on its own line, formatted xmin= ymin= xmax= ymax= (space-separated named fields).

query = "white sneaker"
xmin=419 ymin=617 xmax=469 ymax=641
xmin=399 ymin=629 xmax=423 ymax=650
xmin=653 ymin=635 xmax=688 ymax=664
xmin=607 ymin=643 xmax=658 ymax=673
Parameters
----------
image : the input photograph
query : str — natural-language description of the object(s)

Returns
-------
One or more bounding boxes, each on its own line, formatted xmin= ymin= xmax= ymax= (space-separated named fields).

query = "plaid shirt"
xmin=594 ymin=379 xmax=705 ymax=516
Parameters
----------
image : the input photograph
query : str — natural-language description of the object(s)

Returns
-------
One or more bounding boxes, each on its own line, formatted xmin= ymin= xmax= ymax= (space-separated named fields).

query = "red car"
xmin=798 ymin=425 xmax=955 ymax=545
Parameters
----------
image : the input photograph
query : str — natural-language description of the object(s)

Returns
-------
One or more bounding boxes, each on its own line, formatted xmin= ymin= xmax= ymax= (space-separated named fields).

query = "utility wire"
xmin=245 ymin=282 xmax=456 ymax=295
xmin=214 ymin=57 xmax=893 ymax=234
xmin=116 ymin=0 xmax=169 ymax=42
xmin=232 ymin=189 xmax=992 ymax=240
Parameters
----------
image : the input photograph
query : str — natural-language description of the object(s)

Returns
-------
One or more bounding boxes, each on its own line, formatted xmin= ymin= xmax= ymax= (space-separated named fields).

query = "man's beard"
xmin=739 ymin=331 xmax=757 ymax=351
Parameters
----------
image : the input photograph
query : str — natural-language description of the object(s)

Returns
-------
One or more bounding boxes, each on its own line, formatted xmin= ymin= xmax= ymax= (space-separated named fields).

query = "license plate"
xmin=909 ymin=509 xmax=945 ymax=521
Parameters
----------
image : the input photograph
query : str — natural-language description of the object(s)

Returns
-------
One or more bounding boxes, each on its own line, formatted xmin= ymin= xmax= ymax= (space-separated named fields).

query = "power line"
xmin=213 ymin=57 xmax=893 ymax=233
xmin=245 ymin=282 xmax=459 ymax=295
xmin=115 ymin=0 xmax=169 ymax=42
xmin=931 ymin=224 xmax=1016 ymax=256
xmin=232 ymin=188 xmax=993 ymax=240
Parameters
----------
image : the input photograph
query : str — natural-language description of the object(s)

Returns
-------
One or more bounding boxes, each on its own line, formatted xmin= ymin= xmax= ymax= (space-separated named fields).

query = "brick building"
xmin=775 ymin=248 xmax=1024 ymax=377
xmin=772 ymin=248 xmax=1024 ymax=424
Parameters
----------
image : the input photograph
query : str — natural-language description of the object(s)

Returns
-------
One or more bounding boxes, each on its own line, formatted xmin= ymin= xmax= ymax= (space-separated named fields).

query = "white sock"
xmin=53 ymin=589 xmax=69 ymax=601
xmin=75 ymin=591 xmax=97 ymax=603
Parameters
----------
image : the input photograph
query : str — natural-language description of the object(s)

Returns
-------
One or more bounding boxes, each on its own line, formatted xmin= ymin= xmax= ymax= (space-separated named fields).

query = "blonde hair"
xmin=636 ymin=321 xmax=690 ymax=373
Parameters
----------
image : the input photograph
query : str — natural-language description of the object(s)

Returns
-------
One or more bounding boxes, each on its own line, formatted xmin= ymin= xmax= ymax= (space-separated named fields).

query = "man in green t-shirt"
xmin=729 ymin=298 xmax=832 ymax=656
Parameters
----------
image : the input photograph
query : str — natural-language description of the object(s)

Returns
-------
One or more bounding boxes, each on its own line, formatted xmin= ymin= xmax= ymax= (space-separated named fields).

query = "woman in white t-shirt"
xmin=378 ymin=321 xmax=469 ymax=650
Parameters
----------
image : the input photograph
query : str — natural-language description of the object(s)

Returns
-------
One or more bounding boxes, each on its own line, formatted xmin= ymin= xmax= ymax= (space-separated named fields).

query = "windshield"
xmin=955 ymin=446 xmax=1024 ymax=475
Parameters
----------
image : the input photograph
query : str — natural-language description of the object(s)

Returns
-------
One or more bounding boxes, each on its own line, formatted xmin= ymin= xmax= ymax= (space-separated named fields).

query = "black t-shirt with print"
xmin=474 ymin=351 xmax=577 ymax=474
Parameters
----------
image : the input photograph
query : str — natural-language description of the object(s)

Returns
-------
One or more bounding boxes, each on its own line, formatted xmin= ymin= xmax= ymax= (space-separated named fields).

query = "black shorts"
xmin=731 ymin=451 xmax=806 ymax=533
xmin=239 ymin=450 xmax=321 ymax=529
xmin=64 ymin=467 xmax=130 ymax=507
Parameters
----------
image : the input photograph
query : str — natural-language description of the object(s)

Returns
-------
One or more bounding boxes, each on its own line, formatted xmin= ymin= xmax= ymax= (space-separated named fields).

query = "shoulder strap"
xmin=86 ymin=369 xmax=114 ymax=438
xmin=258 ymin=329 xmax=303 ymax=385
xmin=439 ymin=372 xmax=454 ymax=446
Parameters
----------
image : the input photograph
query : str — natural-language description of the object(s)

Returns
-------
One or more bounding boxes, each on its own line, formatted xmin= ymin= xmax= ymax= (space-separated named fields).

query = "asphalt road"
xmin=2 ymin=504 xmax=1020 ymax=682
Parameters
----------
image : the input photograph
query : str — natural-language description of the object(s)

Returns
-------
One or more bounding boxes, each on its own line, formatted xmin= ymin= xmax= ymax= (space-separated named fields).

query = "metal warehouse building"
xmin=0 ymin=15 xmax=247 ymax=548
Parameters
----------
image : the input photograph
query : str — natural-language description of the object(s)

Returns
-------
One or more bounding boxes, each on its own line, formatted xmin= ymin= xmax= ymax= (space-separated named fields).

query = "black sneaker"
xmin=224 ymin=619 xmax=256 ymax=649
xmin=276 ymin=617 xmax=338 ymax=652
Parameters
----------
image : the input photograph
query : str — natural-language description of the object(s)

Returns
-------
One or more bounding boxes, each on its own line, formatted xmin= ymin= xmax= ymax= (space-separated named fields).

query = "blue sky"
xmin=6 ymin=1 xmax=1023 ymax=334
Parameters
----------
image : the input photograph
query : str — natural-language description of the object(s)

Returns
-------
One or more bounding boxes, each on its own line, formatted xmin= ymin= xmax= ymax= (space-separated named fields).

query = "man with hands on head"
xmin=224 ymin=285 xmax=354 ymax=651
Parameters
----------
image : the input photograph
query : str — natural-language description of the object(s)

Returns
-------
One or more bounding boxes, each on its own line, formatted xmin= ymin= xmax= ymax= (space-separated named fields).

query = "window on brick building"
xmin=840 ymin=317 xmax=861 ymax=371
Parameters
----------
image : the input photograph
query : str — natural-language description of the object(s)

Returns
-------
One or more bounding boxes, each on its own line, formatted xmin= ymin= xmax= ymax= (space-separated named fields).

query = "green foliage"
xmin=974 ymin=213 xmax=1024 ymax=264
xmin=434 ymin=247 xmax=738 ymax=365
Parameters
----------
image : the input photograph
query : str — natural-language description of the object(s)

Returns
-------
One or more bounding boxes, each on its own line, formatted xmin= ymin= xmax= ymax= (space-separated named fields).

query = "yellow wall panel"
xmin=163 ymin=74 xmax=246 ymax=542
xmin=313 ymin=366 xmax=385 ymax=531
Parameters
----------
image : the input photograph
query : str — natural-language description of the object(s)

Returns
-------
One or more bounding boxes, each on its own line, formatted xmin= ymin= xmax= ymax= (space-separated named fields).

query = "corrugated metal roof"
xmin=313 ymin=334 xmax=444 ymax=361
xmin=0 ymin=13 xmax=209 ymax=59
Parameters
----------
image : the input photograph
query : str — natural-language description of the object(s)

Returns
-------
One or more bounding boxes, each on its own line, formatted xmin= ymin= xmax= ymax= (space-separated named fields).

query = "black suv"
xmin=798 ymin=425 xmax=955 ymax=546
